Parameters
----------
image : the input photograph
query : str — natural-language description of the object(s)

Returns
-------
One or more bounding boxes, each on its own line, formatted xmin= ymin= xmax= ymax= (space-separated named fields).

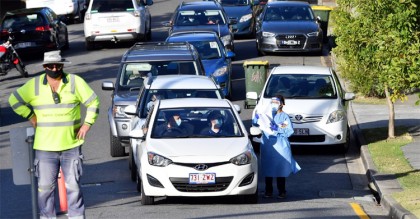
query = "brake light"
xmin=1 ymin=29 xmax=8 ymax=37
xmin=35 ymin=25 xmax=51 ymax=31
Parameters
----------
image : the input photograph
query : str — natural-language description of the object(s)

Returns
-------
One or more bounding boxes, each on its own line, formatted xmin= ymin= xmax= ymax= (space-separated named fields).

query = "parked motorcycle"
xmin=0 ymin=29 xmax=28 ymax=77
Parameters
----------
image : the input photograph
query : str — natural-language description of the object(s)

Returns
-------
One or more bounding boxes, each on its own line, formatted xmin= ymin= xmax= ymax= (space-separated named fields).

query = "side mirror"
xmin=163 ymin=21 xmax=172 ymax=27
xmin=316 ymin=16 xmax=321 ymax=22
xmin=233 ymin=104 xmax=241 ymax=114
xmin=129 ymin=129 xmax=145 ymax=140
xmin=102 ymin=81 xmax=115 ymax=91
xmin=250 ymin=126 xmax=262 ymax=136
xmin=344 ymin=92 xmax=355 ymax=101
xmin=226 ymin=51 xmax=235 ymax=59
xmin=124 ymin=105 xmax=137 ymax=116
xmin=228 ymin=18 xmax=238 ymax=25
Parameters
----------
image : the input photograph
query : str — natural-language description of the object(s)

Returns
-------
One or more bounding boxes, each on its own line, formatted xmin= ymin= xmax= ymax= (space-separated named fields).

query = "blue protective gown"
xmin=255 ymin=111 xmax=301 ymax=177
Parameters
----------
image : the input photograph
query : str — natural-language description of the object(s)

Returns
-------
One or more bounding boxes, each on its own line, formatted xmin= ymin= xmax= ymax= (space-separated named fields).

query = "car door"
xmin=45 ymin=8 xmax=66 ymax=47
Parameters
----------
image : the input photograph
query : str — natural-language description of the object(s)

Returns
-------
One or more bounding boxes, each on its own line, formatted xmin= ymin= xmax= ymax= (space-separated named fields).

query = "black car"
xmin=0 ymin=7 xmax=69 ymax=55
xmin=165 ymin=1 xmax=235 ymax=51
xmin=255 ymin=1 xmax=323 ymax=55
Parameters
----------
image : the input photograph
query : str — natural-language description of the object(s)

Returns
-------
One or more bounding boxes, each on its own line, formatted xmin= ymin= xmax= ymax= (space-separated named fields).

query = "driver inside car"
xmin=155 ymin=111 xmax=193 ymax=137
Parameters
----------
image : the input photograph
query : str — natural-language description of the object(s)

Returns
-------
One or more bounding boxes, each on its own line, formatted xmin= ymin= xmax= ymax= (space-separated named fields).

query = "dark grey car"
xmin=255 ymin=1 xmax=323 ymax=55
xmin=102 ymin=42 xmax=205 ymax=157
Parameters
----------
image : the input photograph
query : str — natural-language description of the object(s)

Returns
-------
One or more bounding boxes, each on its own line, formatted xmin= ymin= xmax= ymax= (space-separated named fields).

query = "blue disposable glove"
xmin=255 ymin=113 xmax=260 ymax=120
xmin=270 ymin=121 xmax=278 ymax=131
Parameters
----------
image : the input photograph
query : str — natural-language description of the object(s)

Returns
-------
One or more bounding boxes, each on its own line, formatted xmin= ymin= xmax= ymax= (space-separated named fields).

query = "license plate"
xmin=107 ymin=17 xmax=119 ymax=22
xmin=15 ymin=42 xmax=32 ymax=49
xmin=189 ymin=173 xmax=216 ymax=184
xmin=281 ymin=40 xmax=300 ymax=46
xmin=294 ymin=128 xmax=309 ymax=135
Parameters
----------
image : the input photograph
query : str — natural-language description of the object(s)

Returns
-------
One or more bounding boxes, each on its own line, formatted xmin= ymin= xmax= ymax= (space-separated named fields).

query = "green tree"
xmin=331 ymin=0 xmax=420 ymax=139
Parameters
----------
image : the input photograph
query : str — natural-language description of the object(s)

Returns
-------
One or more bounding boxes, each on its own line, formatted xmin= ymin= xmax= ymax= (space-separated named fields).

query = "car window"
xmin=91 ymin=0 xmax=135 ymax=13
xmin=2 ymin=14 xmax=33 ymax=29
xmin=189 ymin=41 xmax=222 ymax=59
xmin=151 ymin=107 xmax=243 ymax=138
xmin=176 ymin=10 xmax=226 ymax=26
xmin=140 ymin=89 xmax=223 ymax=118
xmin=218 ymin=0 xmax=249 ymax=6
xmin=264 ymin=6 xmax=314 ymax=21
xmin=264 ymin=74 xmax=337 ymax=99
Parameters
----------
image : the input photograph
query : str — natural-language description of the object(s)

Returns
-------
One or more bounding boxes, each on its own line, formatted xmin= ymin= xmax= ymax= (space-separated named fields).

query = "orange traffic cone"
xmin=58 ymin=168 xmax=68 ymax=213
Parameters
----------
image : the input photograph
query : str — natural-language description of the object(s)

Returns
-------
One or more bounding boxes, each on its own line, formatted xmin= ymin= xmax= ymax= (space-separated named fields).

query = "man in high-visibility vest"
xmin=8 ymin=50 xmax=100 ymax=219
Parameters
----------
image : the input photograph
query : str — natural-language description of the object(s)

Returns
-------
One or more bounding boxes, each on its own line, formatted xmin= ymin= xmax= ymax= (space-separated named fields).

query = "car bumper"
xmin=141 ymin=161 xmax=258 ymax=197
xmin=85 ymin=32 xmax=142 ymax=42
xmin=289 ymin=120 xmax=348 ymax=145
xmin=257 ymin=35 xmax=322 ymax=53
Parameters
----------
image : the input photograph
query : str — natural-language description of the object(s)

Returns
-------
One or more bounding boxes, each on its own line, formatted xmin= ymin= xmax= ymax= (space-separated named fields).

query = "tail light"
xmin=35 ymin=25 xmax=51 ymax=31
xmin=1 ymin=29 xmax=8 ymax=37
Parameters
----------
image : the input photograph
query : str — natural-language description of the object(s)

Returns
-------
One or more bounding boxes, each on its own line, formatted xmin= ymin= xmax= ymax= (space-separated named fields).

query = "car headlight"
xmin=113 ymin=105 xmax=128 ymax=118
xmin=307 ymin=31 xmax=320 ymax=37
xmin=327 ymin=110 xmax=346 ymax=124
xmin=213 ymin=66 xmax=228 ymax=77
xmin=230 ymin=150 xmax=252 ymax=166
xmin=239 ymin=14 xmax=252 ymax=23
xmin=220 ymin=34 xmax=232 ymax=46
xmin=148 ymin=152 xmax=173 ymax=167
xmin=262 ymin=31 xmax=275 ymax=37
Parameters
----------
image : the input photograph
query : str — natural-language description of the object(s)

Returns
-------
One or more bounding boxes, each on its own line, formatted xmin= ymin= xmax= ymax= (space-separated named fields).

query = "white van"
xmin=26 ymin=0 xmax=86 ymax=23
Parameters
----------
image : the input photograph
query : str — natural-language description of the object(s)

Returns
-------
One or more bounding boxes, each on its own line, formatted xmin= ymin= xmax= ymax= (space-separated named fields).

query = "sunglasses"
xmin=45 ymin=64 xmax=63 ymax=70
xmin=52 ymin=91 xmax=60 ymax=104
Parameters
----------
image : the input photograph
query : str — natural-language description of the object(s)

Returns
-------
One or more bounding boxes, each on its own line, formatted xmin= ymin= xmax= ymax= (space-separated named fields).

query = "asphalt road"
xmin=0 ymin=1 xmax=390 ymax=218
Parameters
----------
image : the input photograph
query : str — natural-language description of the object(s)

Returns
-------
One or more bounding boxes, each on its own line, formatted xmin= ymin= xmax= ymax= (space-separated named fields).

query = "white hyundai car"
xmin=128 ymin=98 xmax=258 ymax=205
xmin=248 ymin=66 xmax=355 ymax=151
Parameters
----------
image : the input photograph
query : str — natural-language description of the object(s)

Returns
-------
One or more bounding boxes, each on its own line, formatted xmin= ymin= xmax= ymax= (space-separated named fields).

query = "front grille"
xmin=276 ymin=34 xmax=306 ymax=49
xmin=173 ymin=161 xmax=230 ymax=169
xmin=170 ymin=176 xmax=233 ymax=192
xmin=290 ymin=115 xmax=323 ymax=124
xmin=289 ymin=135 xmax=325 ymax=143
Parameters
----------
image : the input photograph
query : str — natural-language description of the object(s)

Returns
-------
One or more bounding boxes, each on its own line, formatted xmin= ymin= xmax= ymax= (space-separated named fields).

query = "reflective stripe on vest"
xmin=37 ymin=119 xmax=81 ymax=127
xmin=33 ymin=103 xmax=79 ymax=110
xmin=11 ymin=91 xmax=27 ymax=110
xmin=34 ymin=74 xmax=75 ymax=95
xmin=84 ymin=93 xmax=97 ymax=105
xmin=35 ymin=76 xmax=40 ymax=96
xmin=87 ymin=107 xmax=99 ymax=113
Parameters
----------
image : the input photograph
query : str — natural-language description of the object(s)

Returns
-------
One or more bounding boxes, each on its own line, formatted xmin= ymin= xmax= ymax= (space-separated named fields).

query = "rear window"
xmin=91 ymin=0 xmax=135 ymax=13
xmin=2 ymin=13 xmax=44 ymax=29
xmin=176 ymin=10 xmax=226 ymax=26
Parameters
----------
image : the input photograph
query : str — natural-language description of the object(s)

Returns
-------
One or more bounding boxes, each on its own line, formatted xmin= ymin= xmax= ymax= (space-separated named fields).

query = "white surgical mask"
xmin=175 ymin=118 xmax=182 ymax=126
xmin=271 ymin=103 xmax=280 ymax=111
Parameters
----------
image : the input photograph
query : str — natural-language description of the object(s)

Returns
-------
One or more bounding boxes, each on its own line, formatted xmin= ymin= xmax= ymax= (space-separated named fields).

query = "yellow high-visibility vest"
xmin=8 ymin=73 xmax=100 ymax=151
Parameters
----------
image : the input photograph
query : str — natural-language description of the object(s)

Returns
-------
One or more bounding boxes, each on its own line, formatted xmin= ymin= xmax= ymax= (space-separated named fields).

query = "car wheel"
xmin=63 ymin=30 xmax=70 ymax=50
xmin=110 ymin=129 xmax=125 ymax=157
xmin=243 ymin=189 xmax=258 ymax=204
xmin=341 ymin=126 xmax=350 ymax=153
xmin=146 ymin=15 xmax=152 ymax=41
xmin=141 ymin=182 xmax=154 ymax=205
xmin=85 ymin=40 xmax=95 ymax=50
xmin=136 ymin=172 xmax=141 ymax=192
xmin=129 ymin=146 xmax=137 ymax=182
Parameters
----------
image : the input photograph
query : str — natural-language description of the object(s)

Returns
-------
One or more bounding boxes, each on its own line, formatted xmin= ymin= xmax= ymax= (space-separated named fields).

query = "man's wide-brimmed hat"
xmin=42 ymin=50 xmax=71 ymax=65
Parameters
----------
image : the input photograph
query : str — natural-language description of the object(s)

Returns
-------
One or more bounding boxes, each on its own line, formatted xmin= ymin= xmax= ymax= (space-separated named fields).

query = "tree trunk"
xmin=385 ymin=85 xmax=395 ymax=139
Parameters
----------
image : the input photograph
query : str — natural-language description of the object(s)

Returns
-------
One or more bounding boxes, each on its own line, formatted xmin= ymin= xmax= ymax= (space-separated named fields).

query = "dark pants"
xmin=265 ymin=177 xmax=286 ymax=194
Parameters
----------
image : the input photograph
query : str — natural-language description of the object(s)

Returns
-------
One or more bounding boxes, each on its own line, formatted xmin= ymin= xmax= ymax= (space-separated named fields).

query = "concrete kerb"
xmin=347 ymin=101 xmax=418 ymax=219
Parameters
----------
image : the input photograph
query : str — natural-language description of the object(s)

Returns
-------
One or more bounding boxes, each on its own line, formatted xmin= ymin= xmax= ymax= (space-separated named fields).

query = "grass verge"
xmin=362 ymin=126 xmax=420 ymax=217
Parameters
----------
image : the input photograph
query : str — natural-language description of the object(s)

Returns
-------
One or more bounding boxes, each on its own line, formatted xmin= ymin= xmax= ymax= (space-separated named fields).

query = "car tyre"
xmin=136 ymin=173 xmax=141 ymax=192
xmin=256 ymin=43 xmax=265 ymax=56
xmin=146 ymin=15 xmax=152 ymax=41
xmin=85 ymin=40 xmax=95 ymax=50
xmin=141 ymin=182 xmax=154 ymax=205
xmin=110 ymin=129 xmax=125 ymax=157
xmin=341 ymin=126 xmax=350 ymax=153
xmin=129 ymin=146 xmax=137 ymax=182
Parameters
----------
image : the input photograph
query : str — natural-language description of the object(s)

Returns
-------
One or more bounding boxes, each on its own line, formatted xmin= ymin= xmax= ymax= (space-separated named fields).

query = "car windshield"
xmin=218 ymin=0 xmax=249 ymax=6
xmin=263 ymin=5 xmax=314 ymax=21
xmin=91 ymin=0 xmax=135 ymax=13
xmin=176 ymin=10 xmax=226 ymax=26
xmin=263 ymin=74 xmax=337 ymax=99
xmin=140 ymin=89 xmax=223 ymax=117
xmin=119 ymin=61 xmax=199 ymax=90
xmin=151 ymin=107 xmax=243 ymax=138
xmin=2 ymin=14 xmax=43 ymax=29
xmin=189 ymin=41 xmax=222 ymax=59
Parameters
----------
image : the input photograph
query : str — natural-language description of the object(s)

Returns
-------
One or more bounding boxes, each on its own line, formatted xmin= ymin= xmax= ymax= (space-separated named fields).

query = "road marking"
xmin=350 ymin=202 xmax=370 ymax=219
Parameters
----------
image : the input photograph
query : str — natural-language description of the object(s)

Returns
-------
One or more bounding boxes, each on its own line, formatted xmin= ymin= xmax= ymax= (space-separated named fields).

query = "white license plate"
xmin=189 ymin=173 xmax=216 ymax=184
xmin=294 ymin=128 xmax=309 ymax=135
xmin=15 ymin=42 xmax=32 ymax=49
xmin=281 ymin=40 xmax=300 ymax=45
xmin=107 ymin=17 xmax=120 ymax=22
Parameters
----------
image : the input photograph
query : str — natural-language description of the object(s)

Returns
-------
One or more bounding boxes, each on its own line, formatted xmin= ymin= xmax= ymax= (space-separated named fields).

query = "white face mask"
xmin=271 ymin=103 xmax=280 ymax=111
xmin=175 ymin=118 xmax=182 ymax=126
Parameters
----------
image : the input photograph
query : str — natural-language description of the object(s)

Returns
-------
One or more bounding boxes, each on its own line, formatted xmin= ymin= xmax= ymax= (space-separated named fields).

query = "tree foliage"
xmin=331 ymin=0 xmax=420 ymax=101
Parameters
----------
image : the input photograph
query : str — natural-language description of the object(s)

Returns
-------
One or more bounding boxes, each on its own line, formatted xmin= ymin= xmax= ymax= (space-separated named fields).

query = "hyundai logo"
xmin=295 ymin=115 xmax=303 ymax=121
xmin=194 ymin=164 xmax=208 ymax=171
xmin=285 ymin=35 xmax=296 ymax=39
